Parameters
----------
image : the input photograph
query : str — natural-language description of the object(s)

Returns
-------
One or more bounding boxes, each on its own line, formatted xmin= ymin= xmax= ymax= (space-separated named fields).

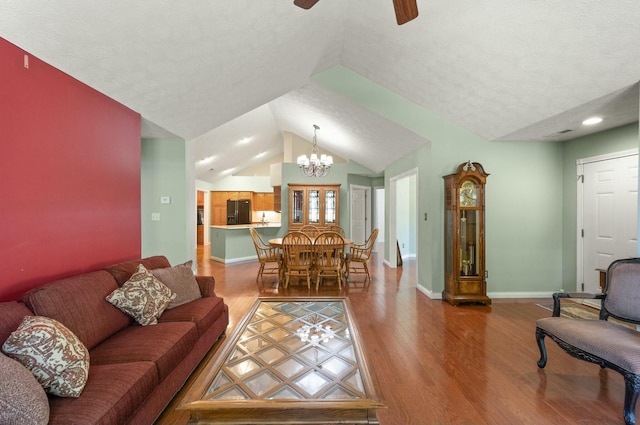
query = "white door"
xmin=581 ymin=153 xmax=638 ymax=293
xmin=351 ymin=188 xmax=367 ymax=245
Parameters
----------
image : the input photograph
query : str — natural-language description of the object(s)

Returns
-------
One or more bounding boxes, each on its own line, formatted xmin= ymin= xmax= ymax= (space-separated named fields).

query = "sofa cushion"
xmin=0 ymin=301 xmax=33 ymax=346
xmin=48 ymin=361 xmax=158 ymax=425
xmin=159 ymin=296 xmax=227 ymax=337
xmin=0 ymin=352 xmax=49 ymax=425
xmin=2 ymin=316 xmax=90 ymax=397
xmin=152 ymin=260 xmax=202 ymax=309
xmin=90 ymin=321 xmax=198 ymax=381
xmin=105 ymin=255 xmax=172 ymax=286
xmin=21 ymin=270 xmax=132 ymax=350
xmin=106 ymin=264 xmax=176 ymax=326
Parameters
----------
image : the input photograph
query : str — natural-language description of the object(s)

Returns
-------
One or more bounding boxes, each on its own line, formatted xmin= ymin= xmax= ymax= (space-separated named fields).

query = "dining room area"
xmin=249 ymin=224 xmax=379 ymax=293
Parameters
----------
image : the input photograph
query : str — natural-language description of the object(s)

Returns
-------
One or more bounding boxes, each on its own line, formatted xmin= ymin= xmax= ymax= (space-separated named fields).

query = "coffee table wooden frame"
xmin=179 ymin=297 xmax=384 ymax=424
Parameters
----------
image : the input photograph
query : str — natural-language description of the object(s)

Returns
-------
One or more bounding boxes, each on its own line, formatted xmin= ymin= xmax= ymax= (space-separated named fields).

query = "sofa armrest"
xmin=195 ymin=275 xmax=216 ymax=297
xmin=551 ymin=291 xmax=604 ymax=317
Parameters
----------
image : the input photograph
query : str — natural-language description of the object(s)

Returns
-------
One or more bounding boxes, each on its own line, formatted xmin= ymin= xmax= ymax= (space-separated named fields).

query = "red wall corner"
xmin=0 ymin=38 xmax=142 ymax=301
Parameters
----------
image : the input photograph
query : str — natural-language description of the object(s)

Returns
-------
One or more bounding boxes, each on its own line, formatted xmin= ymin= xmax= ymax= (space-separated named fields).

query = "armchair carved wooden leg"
xmin=623 ymin=374 xmax=640 ymax=425
xmin=535 ymin=328 xmax=547 ymax=368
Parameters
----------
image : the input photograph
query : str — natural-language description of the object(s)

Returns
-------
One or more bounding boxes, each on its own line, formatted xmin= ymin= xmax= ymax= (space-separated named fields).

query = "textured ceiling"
xmin=1 ymin=0 xmax=639 ymax=183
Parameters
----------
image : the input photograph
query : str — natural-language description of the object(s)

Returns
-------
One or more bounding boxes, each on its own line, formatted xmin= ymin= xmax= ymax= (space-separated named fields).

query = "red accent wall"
xmin=0 ymin=38 xmax=142 ymax=301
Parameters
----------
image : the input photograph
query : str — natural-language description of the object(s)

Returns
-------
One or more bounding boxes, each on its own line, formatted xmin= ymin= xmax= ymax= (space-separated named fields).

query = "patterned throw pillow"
xmin=106 ymin=264 xmax=176 ymax=326
xmin=1 ymin=316 xmax=90 ymax=398
xmin=151 ymin=260 xmax=202 ymax=309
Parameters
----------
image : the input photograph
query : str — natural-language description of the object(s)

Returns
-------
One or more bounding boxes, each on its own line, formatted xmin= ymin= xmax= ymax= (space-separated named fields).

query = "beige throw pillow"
xmin=151 ymin=260 xmax=202 ymax=309
xmin=106 ymin=263 xmax=175 ymax=325
xmin=2 ymin=316 xmax=90 ymax=398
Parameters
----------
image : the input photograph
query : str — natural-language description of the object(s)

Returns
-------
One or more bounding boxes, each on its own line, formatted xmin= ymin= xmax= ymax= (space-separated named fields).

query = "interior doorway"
xmin=577 ymin=149 xmax=638 ymax=294
xmin=374 ymin=187 xmax=385 ymax=253
xmin=388 ymin=168 xmax=418 ymax=268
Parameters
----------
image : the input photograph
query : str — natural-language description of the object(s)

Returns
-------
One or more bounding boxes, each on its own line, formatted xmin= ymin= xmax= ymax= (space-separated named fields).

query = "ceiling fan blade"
xmin=294 ymin=0 xmax=320 ymax=10
xmin=393 ymin=0 xmax=419 ymax=25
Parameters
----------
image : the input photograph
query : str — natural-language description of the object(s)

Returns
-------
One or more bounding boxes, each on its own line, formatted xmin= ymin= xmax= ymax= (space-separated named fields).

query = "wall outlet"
xmin=151 ymin=212 xmax=160 ymax=221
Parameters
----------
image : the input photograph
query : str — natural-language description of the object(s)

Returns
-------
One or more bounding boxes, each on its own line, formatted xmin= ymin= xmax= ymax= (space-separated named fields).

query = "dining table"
xmin=268 ymin=237 xmax=353 ymax=247
xmin=268 ymin=237 xmax=353 ymax=288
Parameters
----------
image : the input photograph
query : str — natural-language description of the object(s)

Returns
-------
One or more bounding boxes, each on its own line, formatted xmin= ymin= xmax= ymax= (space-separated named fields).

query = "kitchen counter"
xmin=210 ymin=223 xmax=281 ymax=230
xmin=209 ymin=224 xmax=283 ymax=263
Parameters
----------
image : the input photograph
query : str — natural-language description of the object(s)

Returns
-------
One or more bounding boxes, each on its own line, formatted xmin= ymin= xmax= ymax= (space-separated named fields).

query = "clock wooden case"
xmin=443 ymin=161 xmax=491 ymax=305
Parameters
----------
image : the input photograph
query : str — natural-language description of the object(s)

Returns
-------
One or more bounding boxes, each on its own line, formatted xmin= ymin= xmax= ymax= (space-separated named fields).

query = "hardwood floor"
xmin=156 ymin=245 xmax=627 ymax=425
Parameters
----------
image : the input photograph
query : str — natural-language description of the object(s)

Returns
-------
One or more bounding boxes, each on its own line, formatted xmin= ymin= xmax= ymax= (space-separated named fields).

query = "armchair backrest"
xmin=249 ymin=228 xmax=274 ymax=260
xmin=364 ymin=228 xmax=380 ymax=252
xmin=603 ymin=258 xmax=640 ymax=323
xmin=249 ymin=227 xmax=266 ymax=248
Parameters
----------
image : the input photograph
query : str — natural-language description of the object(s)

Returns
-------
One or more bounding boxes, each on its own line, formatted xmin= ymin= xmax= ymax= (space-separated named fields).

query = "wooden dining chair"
xmin=281 ymin=231 xmax=315 ymax=290
xmin=327 ymin=225 xmax=346 ymax=237
xmin=314 ymin=231 xmax=345 ymax=291
xmin=299 ymin=225 xmax=321 ymax=239
xmin=249 ymin=228 xmax=282 ymax=283
xmin=345 ymin=228 xmax=379 ymax=283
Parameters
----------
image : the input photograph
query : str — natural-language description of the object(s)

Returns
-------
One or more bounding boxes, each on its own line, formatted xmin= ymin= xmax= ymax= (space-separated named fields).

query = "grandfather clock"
xmin=443 ymin=161 xmax=491 ymax=306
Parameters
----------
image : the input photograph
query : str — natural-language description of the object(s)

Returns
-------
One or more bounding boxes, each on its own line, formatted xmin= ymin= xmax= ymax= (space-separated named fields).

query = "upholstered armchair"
xmin=536 ymin=258 xmax=640 ymax=425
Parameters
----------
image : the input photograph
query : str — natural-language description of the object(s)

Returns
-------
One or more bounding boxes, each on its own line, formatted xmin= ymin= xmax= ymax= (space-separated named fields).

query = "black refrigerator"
xmin=227 ymin=199 xmax=251 ymax=225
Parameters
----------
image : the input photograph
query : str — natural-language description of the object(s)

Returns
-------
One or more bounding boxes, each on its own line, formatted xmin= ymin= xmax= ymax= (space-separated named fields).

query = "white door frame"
xmin=576 ymin=148 xmax=638 ymax=292
xmin=388 ymin=168 xmax=418 ymax=268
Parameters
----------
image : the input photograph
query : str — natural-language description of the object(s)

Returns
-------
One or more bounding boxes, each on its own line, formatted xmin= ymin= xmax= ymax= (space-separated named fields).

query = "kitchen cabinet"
xmin=252 ymin=192 xmax=275 ymax=211
xmin=197 ymin=190 xmax=204 ymax=207
xmin=288 ymin=184 xmax=340 ymax=229
xmin=210 ymin=192 xmax=228 ymax=226
xmin=274 ymin=186 xmax=281 ymax=212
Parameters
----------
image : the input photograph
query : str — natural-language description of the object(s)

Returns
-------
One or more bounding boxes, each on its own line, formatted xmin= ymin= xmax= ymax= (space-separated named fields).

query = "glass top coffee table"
xmin=180 ymin=297 xmax=384 ymax=424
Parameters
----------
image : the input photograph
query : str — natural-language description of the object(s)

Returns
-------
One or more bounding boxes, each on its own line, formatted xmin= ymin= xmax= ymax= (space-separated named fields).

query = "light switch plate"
xmin=160 ymin=196 xmax=171 ymax=204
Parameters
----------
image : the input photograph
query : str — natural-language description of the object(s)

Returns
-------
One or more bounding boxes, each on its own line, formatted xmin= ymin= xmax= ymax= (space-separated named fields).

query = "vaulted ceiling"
xmin=2 ymin=1 xmax=639 ymax=182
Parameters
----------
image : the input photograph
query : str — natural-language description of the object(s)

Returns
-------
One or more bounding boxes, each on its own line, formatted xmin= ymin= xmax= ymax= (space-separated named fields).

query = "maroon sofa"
xmin=0 ymin=255 xmax=229 ymax=425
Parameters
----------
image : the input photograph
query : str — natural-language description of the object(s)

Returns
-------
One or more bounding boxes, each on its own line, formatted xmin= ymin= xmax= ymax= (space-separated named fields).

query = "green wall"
xmin=315 ymin=66 xmax=566 ymax=297
xmin=141 ymin=138 xmax=191 ymax=266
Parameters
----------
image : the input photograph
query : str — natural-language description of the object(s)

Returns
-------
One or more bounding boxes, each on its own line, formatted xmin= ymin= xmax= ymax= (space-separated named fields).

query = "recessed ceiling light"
xmin=255 ymin=151 xmax=266 ymax=158
xmin=222 ymin=168 xmax=235 ymax=174
xmin=239 ymin=137 xmax=251 ymax=144
xmin=197 ymin=155 xmax=215 ymax=165
xmin=582 ymin=117 xmax=603 ymax=126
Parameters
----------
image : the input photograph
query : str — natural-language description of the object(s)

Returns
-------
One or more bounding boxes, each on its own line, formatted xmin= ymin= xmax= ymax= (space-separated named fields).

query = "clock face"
xmin=459 ymin=181 xmax=478 ymax=207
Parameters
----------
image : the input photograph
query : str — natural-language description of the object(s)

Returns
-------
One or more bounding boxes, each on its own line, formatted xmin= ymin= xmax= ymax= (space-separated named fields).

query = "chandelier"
xmin=297 ymin=124 xmax=333 ymax=177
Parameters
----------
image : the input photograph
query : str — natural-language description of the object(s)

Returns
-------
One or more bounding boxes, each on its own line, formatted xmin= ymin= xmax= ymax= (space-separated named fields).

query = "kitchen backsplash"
xmin=252 ymin=210 xmax=281 ymax=224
